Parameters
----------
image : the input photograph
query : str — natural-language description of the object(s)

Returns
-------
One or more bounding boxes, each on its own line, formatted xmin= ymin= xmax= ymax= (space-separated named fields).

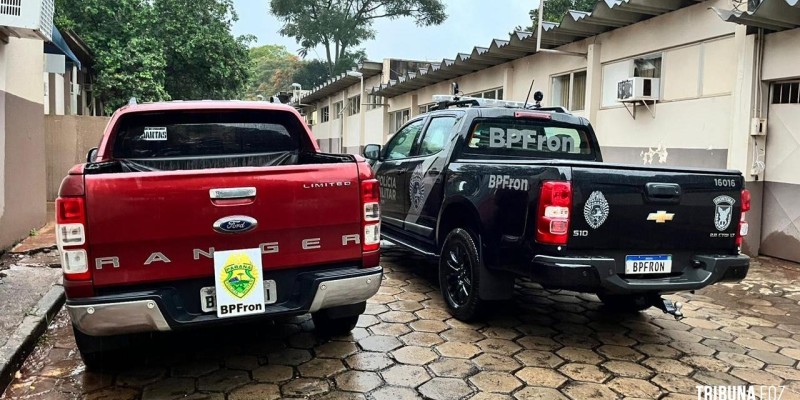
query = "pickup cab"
xmin=363 ymin=95 xmax=749 ymax=321
xmin=55 ymin=101 xmax=382 ymax=368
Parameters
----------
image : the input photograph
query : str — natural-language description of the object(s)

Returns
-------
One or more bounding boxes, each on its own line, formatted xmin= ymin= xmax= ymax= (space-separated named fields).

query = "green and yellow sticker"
xmin=220 ymin=252 xmax=258 ymax=299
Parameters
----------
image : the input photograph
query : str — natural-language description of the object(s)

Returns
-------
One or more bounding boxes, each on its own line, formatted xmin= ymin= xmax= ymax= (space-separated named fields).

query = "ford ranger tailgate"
xmin=568 ymin=164 xmax=745 ymax=252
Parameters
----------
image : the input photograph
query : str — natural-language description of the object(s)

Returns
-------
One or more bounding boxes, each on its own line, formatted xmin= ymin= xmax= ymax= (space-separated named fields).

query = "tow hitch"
xmin=653 ymin=297 xmax=684 ymax=320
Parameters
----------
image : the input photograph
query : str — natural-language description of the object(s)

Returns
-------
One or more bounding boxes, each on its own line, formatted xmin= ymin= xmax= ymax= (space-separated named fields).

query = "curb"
xmin=0 ymin=284 xmax=65 ymax=393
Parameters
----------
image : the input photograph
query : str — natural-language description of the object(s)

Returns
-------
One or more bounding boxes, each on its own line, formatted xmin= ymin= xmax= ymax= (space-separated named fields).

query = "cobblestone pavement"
xmin=3 ymin=247 xmax=800 ymax=400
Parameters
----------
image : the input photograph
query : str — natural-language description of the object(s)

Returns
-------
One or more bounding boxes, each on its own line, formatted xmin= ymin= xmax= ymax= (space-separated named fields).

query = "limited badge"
xmin=713 ymin=195 xmax=735 ymax=231
xmin=584 ymin=191 xmax=610 ymax=229
xmin=409 ymin=164 xmax=425 ymax=211
xmin=213 ymin=248 xmax=265 ymax=318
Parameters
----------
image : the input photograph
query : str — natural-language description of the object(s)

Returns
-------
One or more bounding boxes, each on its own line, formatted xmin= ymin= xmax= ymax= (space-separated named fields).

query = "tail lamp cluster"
xmin=361 ymin=179 xmax=381 ymax=252
xmin=536 ymin=181 xmax=572 ymax=245
xmin=737 ymin=189 xmax=751 ymax=247
xmin=56 ymin=197 xmax=91 ymax=280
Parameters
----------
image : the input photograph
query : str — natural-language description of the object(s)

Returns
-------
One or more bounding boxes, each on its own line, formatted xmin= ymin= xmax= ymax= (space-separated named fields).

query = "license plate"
xmin=625 ymin=255 xmax=672 ymax=274
xmin=200 ymin=280 xmax=277 ymax=313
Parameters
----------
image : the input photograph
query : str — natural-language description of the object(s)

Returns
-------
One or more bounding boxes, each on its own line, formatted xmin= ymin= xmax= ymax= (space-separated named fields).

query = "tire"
xmin=439 ymin=228 xmax=485 ymax=321
xmin=312 ymin=313 xmax=359 ymax=336
xmin=72 ymin=326 xmax=127 ymax=371
xmin=598 ymin=293 xmax=654 ymax=312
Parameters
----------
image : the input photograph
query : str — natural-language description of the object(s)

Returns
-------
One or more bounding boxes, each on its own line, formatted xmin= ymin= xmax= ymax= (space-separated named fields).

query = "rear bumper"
xmin=529 ymin=254 xmax=749 ymax=294
xmin=67 ymin=265 xmax=382 ymax=336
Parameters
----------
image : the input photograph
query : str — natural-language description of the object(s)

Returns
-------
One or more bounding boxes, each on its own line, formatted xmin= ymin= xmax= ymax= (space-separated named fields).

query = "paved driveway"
xmin=3 ymin=247 xmax=800 ymax=400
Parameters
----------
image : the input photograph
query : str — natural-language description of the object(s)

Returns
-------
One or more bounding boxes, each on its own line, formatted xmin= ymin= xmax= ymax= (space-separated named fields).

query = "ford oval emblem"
xmin=213 ymin=216 xmax=257 ymax=234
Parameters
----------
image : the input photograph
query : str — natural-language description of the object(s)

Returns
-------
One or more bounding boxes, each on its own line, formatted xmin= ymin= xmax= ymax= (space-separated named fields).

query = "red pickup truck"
xmin=55 ymin=101 xmax=382 ymax=368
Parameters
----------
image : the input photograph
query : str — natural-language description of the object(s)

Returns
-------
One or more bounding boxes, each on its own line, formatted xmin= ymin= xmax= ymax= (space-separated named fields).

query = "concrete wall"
xmin=0 ymin=38 xmax=47 ymax=250
xmin=44 ymin=115 xmax=109 ymax=201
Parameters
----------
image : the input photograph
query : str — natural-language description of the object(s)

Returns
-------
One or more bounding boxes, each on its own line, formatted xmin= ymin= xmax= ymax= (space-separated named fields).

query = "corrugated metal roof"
xmin=367 ymin=0 xmax=701 ymax=98
xmin=711 ymin=0 xmax=800 ymax=31
xmin=297 ymin=61 xmax=383 ymax=105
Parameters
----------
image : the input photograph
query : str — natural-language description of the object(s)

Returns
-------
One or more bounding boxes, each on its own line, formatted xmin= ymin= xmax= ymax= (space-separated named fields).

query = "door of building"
xmin=760 ymin=81 xmax=800 ymax=262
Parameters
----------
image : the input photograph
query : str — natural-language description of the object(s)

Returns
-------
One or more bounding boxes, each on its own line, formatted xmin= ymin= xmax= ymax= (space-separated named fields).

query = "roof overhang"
xmin=711 ymin=0 xmax=800 ymax=31
xmin=371 ymin=0 xmax=702 ymax=98
xmin=296 ymin=61 xmax=383 ymax=106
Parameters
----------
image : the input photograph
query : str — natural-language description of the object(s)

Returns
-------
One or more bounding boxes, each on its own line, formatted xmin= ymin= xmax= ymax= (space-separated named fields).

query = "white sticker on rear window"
xmin=488 ymin=128 xmax=574 ymax=152
xmin=142 ymin=127 xmax=168 ymax=141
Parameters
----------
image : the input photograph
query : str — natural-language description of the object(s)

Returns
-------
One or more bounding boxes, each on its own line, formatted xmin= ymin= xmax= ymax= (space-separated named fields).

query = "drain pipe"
xmin=536 ymin=0 xmax=587 ymax=57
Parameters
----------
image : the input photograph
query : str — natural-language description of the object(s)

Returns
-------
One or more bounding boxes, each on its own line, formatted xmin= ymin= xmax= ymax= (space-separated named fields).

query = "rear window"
xmin=112 ymin=110 xmax=306 ymax=159
xmin=463 ymin=118 xmax=595 ymax=160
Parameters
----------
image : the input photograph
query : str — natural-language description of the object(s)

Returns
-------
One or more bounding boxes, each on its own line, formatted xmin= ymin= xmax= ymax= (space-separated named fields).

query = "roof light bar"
xmin=432 ymin=95 xmax=528 ymax=109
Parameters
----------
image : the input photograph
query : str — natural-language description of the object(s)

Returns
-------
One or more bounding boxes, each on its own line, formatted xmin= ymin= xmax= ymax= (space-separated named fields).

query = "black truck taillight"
xmin=536 ymin=181 xmax=572 ymax=245
xmin=736 ymin=189 xmax=751 ymax=247
xmin=361 ymin=179 xmax=381 ymax=252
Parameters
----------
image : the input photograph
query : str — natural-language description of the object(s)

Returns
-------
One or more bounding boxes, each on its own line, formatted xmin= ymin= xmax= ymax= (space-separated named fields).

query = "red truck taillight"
xmin=361 ymin=179 xmax=381 ymax=252
xmin=736 ymin=189 xmax=751 ymax=247
xmin=536 ymin=181 xmax=572 ymax=246
xmin=56 ymin=197 xmax=91 ymax=281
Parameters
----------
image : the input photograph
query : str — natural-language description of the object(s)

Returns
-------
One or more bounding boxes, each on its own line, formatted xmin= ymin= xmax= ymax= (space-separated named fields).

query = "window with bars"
xmin=348 ymin=95 xmax=361 ymax=116
xmin=551 ymin=70 xmax=587 ymax=111
xmin=418 ymin=104 xmax=437 ymax=114
xmin=333 ymin=101 xmax=343 ymax=119
xmin=320 ymin=106 xmax=330 ymax=123
xmin=772 ymin=82 xmax=800 ymax=104
xmin=391 ymin=109 xmax=410 ymax=133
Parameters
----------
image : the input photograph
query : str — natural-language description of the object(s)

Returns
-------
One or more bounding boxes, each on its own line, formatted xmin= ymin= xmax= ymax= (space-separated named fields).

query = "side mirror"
xmin=363 ymin=144 xmax=382 ymax=161
xmin=86 ymin=147 xmax=98 ymax=163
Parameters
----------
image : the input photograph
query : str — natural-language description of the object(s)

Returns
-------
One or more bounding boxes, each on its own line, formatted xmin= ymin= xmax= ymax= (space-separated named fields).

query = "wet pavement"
xmin=2 ymin=247 xmax=800 ymax=400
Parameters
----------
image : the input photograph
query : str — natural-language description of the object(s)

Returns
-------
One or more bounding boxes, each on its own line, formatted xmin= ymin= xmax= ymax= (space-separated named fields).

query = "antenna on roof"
xmin=522 ymin=79 xmax=535 ymax=109
xmin=128 ymin=97 xmax=137 ymax=106
xmin=533 ymin=91 xmax=544 ymax=109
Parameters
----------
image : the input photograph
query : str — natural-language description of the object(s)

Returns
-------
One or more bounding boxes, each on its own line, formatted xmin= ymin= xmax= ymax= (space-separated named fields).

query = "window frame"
xmin=550 ymin=70 xmax=587 ymax=111
xmin=771 ymin=81 xmax=800 ymax=105
xmin=320 ymin=106 xmax=330 ymax=123
xmin=469 ymin=88 xmax=504 ymax=100
xmin=383 ymin=117 xmax=427 ymax=161
xmin=347 ymin=95 xmax=361 ymax=116
xmin=333 ymin=101 xmax=343 ymax=119
xmin=415 ymin=115 xmax=460 ymax=157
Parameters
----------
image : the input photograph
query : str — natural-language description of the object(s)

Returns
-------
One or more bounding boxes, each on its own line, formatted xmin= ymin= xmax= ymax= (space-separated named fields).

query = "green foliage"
xmin=245 ymin=44 xmax=302 ymax=99
xmin=516 ymin=0 xmax=596 ymax=32
xmin=55 ymin=0 xmax=252 ymax=113
xmin=269 ymin=0 xmax=446 ymax=75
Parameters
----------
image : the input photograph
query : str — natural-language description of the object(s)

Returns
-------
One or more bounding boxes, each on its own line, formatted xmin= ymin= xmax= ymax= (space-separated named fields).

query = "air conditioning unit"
xmin=617 ymin=77 xmax=660 ymax=102
xmin=0 ymin=0 xmax=54 ymax=41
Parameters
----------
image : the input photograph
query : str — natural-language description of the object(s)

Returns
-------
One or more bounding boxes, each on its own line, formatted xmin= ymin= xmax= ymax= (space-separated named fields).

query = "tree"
xmin=55 ymin=0 xmax=169 ymax=112
xmin=153 ymin=0 xmax=253 ymax=100
xmin=516 ymin=0 xmax=596 ymax=32
xmin=269 ymin=0 xmax=447 ymax=75
xmin=55 ymin=0 xmax=252 ymax=113
xmin=246 ymin=45 xmax=303 ymax=99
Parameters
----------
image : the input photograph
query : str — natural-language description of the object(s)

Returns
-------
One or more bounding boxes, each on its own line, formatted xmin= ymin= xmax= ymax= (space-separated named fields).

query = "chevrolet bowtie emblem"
xmin=647 ymin=211 xmax=675 ymax=223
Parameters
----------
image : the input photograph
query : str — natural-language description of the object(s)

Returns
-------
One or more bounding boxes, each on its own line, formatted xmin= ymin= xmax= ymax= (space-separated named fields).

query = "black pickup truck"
xmin=363 ymin=95 xmax=750 ymax=320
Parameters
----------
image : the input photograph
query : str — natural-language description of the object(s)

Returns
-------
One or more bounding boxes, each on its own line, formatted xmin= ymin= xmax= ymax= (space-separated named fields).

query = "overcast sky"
xmin=232 ymin=0 xmax=537 ymax=62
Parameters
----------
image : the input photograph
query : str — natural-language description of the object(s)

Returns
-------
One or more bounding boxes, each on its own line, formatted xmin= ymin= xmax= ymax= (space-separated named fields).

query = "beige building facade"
xmin=0 ymin=37 xmax=47 ymax=249
xmin=299 ymin=0 xmax=800 ymax=260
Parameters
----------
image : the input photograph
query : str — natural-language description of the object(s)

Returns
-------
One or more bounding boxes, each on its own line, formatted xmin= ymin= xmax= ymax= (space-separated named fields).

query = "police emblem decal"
xmin=409 ymin=164 xmax=425 ymax=211
xmin=220 ymin=252 xmax=258 ymax=299
xmin=713 ymin=195 xmax=735 ymax=231
xmin=584 ymin=191 xmax=610 ymax=229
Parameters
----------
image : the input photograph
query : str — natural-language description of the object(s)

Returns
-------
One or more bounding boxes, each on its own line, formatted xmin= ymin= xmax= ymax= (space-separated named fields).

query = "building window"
xmin=391 ymin=109 xmax=410 ymax=133
xmin=601 ymin=53 xmax=662 ymax=107
xmin=348 ymin=95 xmax=361 ymax=116
xmin=772 ymin=82 xmax=800 ymax=104
xmin=634 ymin=54 xmax=662 ymax=79
xmin=333 ymin=101 xmax=343 ymax=119
xmin=470 ymin=88 xmax=504 ymax=100
xmin=551 ymin=71 xmax=587 ymax=111
xmin=418 ymin=103 xmax=436 ymax=114
xmin=367 ymin=94 xmax=383 ymax=111
xmin=320 ymin=106 xmax=330 ymax=123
